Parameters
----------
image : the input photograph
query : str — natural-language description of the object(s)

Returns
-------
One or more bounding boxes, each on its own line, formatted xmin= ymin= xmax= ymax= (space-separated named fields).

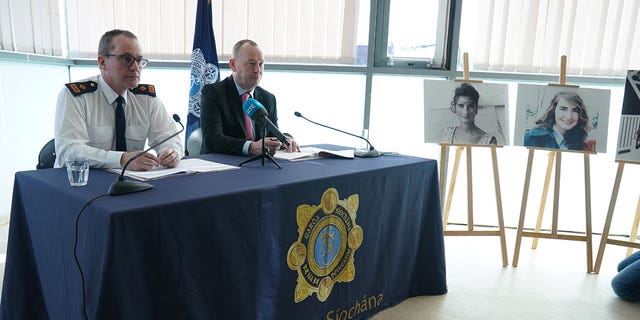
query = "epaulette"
xmin=65 ymin=81 xmax=98 ymax=96
xmin=129 ymin=84 xmax=156 ymax=97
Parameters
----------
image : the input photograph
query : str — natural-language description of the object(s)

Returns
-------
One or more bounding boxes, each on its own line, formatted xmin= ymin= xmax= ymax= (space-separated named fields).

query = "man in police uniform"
xmin=54 ymin=29 xmax=182 ymax=170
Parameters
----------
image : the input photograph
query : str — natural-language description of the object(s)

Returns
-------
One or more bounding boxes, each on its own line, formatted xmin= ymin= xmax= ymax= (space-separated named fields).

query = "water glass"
xmin=66 ymin=158 xmax=89 ymax=186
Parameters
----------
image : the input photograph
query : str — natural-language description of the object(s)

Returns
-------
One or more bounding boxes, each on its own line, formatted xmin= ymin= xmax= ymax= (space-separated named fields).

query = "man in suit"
xmin=200 ymin=39 xmax=299 ymax=156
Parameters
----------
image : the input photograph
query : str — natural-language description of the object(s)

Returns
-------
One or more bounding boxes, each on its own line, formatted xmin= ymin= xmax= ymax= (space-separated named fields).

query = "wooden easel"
xmin=439 ymin=53 xmax=508 ymax=267
xmin=512 ymin=56 xmax=594 ymax=273
xmin=593 ymin=161 xmax=640 ymax=273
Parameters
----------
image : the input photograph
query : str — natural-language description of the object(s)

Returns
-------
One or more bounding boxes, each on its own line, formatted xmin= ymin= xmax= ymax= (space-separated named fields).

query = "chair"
xmin=187 ymin=128 xmax=202 ymax=156
xmin=36 ymin=139 xmax=56 ymax=169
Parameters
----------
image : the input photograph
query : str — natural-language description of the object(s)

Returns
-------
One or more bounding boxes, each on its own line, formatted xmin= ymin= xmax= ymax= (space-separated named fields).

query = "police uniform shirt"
xmin=54 ymin=75 xmax=183 ymax=168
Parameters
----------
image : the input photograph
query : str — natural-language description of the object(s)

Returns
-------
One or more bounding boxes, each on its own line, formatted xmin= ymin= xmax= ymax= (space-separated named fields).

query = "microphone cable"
xmin=73 ymin=192 xmax=110 ymax=320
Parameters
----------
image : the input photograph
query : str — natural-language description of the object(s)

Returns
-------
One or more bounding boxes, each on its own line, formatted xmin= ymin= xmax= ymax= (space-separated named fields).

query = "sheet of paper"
xmin=106 ymin=158 xmax=238 ymax=180
xmin=275 ymin=147 xmax=354 ymax=161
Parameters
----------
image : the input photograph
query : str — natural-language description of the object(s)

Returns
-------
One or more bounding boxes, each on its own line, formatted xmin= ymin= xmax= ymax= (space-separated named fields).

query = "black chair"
xmin=36 ymin=139 xmax=56 ymax=169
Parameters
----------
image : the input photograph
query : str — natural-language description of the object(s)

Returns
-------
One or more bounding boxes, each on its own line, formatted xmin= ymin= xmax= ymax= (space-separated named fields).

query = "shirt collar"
xmin=98 ymin=75 xmax=127 ymax=105
xmin=232 ymin=77 xmax=254 ymax=97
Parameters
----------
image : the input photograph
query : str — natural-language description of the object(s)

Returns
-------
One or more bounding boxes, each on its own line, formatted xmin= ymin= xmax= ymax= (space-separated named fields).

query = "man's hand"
xmin=281 ymin=137 xmax=301 ymax=153
xmin=120 ymin=151 xmax=160 ymax=171
xmin=158 ymin=148 xmax=180 ymax=168
xmin=249 ymin=138 xmax=282 ymax=156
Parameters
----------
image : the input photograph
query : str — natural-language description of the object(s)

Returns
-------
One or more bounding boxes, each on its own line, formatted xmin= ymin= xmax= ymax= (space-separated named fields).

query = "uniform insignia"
xmin=129 ymin=84 xmax=156 ymax=97
xmin=287 ymin=188 xmax=363 ymax=303
xmin=65 ymin=81 xmax=98 ymax=96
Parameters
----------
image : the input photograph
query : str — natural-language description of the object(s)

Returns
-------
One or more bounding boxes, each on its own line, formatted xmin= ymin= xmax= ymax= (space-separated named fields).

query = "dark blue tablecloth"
xmin=0 ymin=152 xmax=446 ymax=320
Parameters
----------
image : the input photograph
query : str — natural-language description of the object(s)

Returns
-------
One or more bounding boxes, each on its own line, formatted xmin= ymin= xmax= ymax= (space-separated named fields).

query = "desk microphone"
xmin=108 ymin=114 xmax=184 ymax=195
xmin=243 ymin=98 xmax=290 ymax=147
xmin=294 ymin=111 xmax=381 ymax=158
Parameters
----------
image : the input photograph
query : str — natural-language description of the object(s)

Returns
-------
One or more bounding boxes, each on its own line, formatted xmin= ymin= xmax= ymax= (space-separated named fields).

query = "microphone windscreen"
xmin=294 ymin=111 xmax=302 ymax=117
xmin=243 ymin=98 xmax=268 ymax=119
xmin=172 ymin=114 xmax=181 ymax=122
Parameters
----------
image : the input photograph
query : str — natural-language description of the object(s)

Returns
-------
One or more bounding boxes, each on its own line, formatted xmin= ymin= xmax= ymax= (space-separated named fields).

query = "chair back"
xmin=37 ymin=139 xmax=56 ymax=169
xmin=187 ymin=128 xmax=203 ymax=156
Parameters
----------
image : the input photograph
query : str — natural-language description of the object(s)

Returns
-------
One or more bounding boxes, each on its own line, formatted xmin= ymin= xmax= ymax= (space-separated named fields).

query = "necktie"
xmin=242 ymin=92 xmax=254 ymax=140
xmin=115 ymin=96 xmax=127 ymax=151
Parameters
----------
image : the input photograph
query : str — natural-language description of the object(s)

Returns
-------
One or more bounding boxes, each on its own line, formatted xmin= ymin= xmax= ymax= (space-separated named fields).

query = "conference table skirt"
xmin=1 ymin=152 xmax=447 ymax=320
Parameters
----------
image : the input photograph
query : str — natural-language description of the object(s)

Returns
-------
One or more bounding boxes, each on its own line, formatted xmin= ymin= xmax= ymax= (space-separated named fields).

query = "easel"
xmin=439 ymin=53 xmax=508 ymax=267
xmin=593 ymin=161 xmax=640 ymax=273
xmin=512 ymin=56 xmax=594 ymax=273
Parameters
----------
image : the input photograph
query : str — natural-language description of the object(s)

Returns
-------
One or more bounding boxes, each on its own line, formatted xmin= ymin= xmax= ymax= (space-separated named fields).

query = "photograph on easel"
xmin=513 ymin=84 xmax=611 ymax=153
xmin=615 ymin=70 xmax=640 ymax=163
xmin=424 ymin=80 xmax=509 ymax=145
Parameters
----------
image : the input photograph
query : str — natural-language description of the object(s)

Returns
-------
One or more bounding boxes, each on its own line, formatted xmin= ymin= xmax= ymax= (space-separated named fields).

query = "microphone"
xmin=108 ymin=114 xmax=185 ymax=195
xmin=294 ymin=111 xmax=381 ymax=158
xmin=242 ymin=98 xmax=290 ymax=147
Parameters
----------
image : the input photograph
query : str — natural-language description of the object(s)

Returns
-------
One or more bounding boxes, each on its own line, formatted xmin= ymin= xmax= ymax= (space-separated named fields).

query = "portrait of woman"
xmin=424 ymin=80 xmax=508 ymax=145
xmin=523 ymin=91 xmax=595 ymax=151
xmin=441 ymin=83 xmax=497 ymax=145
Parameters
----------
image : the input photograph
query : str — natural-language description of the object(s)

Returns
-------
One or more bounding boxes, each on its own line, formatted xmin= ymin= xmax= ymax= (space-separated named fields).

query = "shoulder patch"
xmin=129 ymin=84 xmax=156 ymax=97
xmin=65 ymin=81 xmax=98 ymax=96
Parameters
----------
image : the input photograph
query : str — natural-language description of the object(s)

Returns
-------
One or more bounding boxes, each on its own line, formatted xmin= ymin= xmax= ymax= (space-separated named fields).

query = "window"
xmin=375 ymin=0 xmax=451 ymax=69
xmin=0 ymin=0 xmax=62 ymax=56
xmin=64 ymin=0 xmax=369 ymax=65
xmin=458 ymin=0 xmax=640 ymax=77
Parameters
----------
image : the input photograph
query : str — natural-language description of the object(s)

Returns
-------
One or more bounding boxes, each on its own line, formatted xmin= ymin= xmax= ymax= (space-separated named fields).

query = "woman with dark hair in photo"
xmin=524 ymin=91 xmax=595 ymax=151
xmin=441 ymin=83 xmax=497 ymax=145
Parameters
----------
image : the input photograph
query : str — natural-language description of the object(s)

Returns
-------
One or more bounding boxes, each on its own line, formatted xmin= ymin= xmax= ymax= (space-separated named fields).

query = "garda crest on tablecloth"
xmin=287 ymin=188 xmax=363 ymax=303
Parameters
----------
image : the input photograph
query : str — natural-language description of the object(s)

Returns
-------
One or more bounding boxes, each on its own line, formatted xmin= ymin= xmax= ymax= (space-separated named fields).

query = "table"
xmin=1 ymin=152 xmax=447 ymax=319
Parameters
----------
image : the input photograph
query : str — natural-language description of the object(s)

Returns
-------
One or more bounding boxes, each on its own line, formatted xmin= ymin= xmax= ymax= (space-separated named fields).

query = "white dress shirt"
xmin=54 ymin=75 xmax=183 ymax=168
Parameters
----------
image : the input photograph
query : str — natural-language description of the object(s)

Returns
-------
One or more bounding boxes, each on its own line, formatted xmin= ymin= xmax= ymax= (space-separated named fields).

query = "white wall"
xmin=0 ymin=61 xmax=69 ymax=220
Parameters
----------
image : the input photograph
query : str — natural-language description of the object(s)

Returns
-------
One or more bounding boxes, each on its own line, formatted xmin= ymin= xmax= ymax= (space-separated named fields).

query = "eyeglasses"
xmin=104 ymin=54 xmax=149 ymax=69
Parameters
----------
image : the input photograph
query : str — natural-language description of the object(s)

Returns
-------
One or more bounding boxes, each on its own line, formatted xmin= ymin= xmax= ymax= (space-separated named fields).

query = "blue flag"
xmin=186 ymin=0 xmax=220 ymax=149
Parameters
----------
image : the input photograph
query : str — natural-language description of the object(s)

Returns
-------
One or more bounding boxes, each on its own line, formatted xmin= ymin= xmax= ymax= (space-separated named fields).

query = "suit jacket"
xmin=200 ymin=75 xmax=278 ymax=155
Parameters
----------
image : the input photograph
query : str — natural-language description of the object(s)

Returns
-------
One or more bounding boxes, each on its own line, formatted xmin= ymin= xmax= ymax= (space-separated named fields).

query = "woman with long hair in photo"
xmin=524 ymin=91 xmax=595 ymax=151
xmin=441 ymin=83 xmax=497 ymax=145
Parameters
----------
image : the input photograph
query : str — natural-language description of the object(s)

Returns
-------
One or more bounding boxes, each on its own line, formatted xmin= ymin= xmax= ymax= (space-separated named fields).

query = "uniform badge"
xmin=65 ymin=81 xmax=97 ymax=96
xmin=129 ymin=84 xmax=156 ymax=96
xmin=287 ymin=188 xmax=363 ymax=303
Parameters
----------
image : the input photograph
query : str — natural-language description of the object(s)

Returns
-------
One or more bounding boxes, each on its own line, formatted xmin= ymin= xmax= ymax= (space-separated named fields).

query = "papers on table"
xmin=106 ymin=158 xmax=238 ymax=181
xmin=274 ymin=147 xmax=354 ymax=161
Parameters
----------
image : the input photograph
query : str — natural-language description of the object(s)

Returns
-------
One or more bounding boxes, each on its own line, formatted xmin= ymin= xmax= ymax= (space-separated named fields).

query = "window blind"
xmin=459 ymin=0 xmax=640 ymax=77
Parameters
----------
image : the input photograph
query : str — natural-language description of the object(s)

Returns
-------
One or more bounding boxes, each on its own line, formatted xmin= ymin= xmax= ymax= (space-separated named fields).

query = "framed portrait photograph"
xmin=513 ymin=84 xmax=610 ymax=153
xmin=424 ymin=80 xmax=509 ymax=146
xmin=615 ymin=70 xmax=640 ymax=163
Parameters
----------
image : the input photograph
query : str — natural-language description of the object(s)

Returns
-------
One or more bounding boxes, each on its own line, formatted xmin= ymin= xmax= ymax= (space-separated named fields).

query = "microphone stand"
xmin=108 ymin=115 xmax=184 ymax=195
xmin=238 ymin=126 xmax=282 ymax=169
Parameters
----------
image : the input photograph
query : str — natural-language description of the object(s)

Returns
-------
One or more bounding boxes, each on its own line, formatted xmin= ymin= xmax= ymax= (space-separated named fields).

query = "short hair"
xmin=232 ymin=39 xmax=259 ymax=59
xmin=98 ymin=29 xmax=138 ymax=56
xmin=450 ymin=83 xmax=480 ymax=113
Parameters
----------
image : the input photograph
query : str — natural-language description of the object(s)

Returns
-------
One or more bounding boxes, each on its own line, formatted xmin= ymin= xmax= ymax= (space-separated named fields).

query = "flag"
xmin=186 ymin=0 xmax=220 ymax=150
